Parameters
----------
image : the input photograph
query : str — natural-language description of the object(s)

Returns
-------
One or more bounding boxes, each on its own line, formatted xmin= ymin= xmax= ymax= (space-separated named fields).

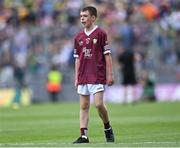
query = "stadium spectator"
xmin=140 ymin=70 xmax=156 ymax=102
xmin=52 ymin=39 xmax=73 ymax=68
xmin=12 ymin=52 xmax=28 ymax=109
xmin=119 ymin=19 xmax=135 ymax=51
xmin=73 ymin=6 xmax=115 ymax=143
xmin=46 ymin=64 xmax=63 ymax=102
xmin=136 ymin=0 xmax=158 ymax=21
xmin=118 ymin=48 xmax=137 ymax=103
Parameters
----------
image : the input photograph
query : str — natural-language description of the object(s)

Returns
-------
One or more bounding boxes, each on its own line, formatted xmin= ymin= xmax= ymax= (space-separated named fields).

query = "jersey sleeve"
xmin=73 ymin=38 xmax=79 ymax=58
xmin=102 ymin=32 xmax=111 ymax=55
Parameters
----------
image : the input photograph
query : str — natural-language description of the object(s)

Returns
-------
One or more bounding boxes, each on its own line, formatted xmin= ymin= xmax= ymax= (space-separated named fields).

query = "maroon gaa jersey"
xmin=73 ymin=26 xmax=111 ymax=84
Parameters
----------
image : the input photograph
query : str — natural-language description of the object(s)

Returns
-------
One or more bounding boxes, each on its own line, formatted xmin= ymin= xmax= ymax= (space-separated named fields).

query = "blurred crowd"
xmin=0 ymin=0 xmax=180 ymax=87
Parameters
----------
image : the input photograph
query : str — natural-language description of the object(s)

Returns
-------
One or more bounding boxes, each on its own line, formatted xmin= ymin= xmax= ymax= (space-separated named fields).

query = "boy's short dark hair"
xmin=82 ymin=6 xmax=97 ymax=17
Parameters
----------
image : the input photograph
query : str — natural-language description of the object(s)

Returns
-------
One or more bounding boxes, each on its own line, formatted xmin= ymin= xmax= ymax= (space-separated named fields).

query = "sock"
xmin=104 ymin=121 xmax=111 ymax=130
xmin=80 ymin=128 xmax=88 ymax=137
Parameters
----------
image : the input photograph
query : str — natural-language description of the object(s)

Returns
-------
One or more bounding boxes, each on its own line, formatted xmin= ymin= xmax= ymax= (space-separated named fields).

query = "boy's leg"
xmin=94 ymin=92 xmax=109 ymax=123
xmin=73 ymin=95 xmax=90 ymax=143
xmin=94 ymin=92 xmax=115 ymax=142
xmin=80 ymin=95 xmax=90 ymax=131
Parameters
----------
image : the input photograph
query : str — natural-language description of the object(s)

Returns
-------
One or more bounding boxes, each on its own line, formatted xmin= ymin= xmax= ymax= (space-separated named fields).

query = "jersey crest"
xmin=93 ymin=38 xmax=97 ymax=44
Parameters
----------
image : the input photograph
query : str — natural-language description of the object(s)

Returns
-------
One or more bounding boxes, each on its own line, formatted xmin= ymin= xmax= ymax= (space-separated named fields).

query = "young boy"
xmin=73 ymin=6 xmax=115 ymax=143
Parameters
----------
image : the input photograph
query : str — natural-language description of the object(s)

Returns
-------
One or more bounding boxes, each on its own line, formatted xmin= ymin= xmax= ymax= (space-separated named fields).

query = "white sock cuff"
xmin=104 ymin=127 xmax=112 ymax=131
xmin=81 ymin=135 xmax=88 ymax=139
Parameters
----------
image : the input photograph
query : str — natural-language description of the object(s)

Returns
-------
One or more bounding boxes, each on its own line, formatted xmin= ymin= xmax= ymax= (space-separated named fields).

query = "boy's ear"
xmin=92 ymin=15 xmax=96 ymax=21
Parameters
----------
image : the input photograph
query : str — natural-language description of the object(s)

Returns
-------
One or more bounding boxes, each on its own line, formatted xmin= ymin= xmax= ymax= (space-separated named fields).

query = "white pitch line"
xmin=0 ymin=141 xmax=179 ymax=146
xmin=120 ymin=141 xmax=180 ymax=144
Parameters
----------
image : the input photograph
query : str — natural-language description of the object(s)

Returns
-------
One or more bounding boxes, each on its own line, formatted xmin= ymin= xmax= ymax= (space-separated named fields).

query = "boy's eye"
xmin=80 ymin=14 xmax=88 ymax=18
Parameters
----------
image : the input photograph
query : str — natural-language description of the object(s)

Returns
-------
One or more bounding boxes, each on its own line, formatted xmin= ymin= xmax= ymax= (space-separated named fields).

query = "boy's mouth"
xmin=81 ymin=22 xmax=86 ymax=25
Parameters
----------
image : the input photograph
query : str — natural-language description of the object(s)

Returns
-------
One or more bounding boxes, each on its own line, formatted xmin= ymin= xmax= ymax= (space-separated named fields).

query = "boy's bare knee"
xmin=81 ymin=103 xmax=89 ymax=110
xmin=95 ymin=104 xmax=103 ymax=110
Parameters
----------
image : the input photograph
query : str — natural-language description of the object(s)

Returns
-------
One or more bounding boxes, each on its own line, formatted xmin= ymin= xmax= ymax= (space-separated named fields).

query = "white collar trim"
xmin=84 ymin=25 xmax=98 ymax=36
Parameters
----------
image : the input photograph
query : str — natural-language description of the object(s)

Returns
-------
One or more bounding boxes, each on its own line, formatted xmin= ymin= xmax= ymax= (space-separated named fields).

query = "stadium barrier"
xmin=0 ymin=84 xmax=179 ymax=106
xmin=103 ymin=84 xmax=180 ymax=103
xmin=0 ymin=88 xmax=31 ymax=107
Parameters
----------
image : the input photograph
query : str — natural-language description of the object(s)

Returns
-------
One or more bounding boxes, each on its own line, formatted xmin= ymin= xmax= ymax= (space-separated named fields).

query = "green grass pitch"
xmin=0 ymin=102 xmax=180 ymax=147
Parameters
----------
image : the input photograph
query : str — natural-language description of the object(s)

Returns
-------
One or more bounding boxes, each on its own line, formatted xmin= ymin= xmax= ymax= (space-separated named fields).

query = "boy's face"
xmin=80 ymin=10 xmax=96 ymax=28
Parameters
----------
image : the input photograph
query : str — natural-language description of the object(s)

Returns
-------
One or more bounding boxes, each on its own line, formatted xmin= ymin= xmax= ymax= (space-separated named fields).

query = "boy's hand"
xmin=106 ymin=74 xmax=114 ymax=86
xmin=74 ymin=79 xmax=78 ymax=88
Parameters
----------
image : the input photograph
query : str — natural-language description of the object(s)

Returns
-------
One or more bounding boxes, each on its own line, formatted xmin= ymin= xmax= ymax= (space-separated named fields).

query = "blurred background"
xmin=0 ymin=0 xmax=179 ymax=106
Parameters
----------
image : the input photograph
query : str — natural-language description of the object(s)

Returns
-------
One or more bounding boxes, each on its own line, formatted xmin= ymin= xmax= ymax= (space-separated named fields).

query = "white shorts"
xmin=77 ymin=84 xmax=105 ymax=95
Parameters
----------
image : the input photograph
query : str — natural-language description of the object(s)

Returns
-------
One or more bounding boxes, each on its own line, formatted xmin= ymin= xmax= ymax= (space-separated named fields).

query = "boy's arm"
xmin=105 ymin=53 xmax=114 ymax=86
xmin=74 ymin=58 xmax=80 ymax=87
